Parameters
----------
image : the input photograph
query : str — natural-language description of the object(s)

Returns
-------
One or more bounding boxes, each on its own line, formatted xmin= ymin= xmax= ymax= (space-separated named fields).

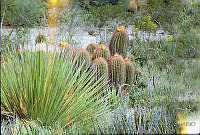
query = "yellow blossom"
xmin=144 ymin=15 xmax=152 ymax=21
xmin=117 ymin=26 xmax=125 ymax=32
xmin=98 ymin=44 xmax=105 ymax=50
xmin=191 ymin=0 xmax=198 ymax=6
xmin=134 ymin=27 xmax=139 ymax=35
xmin=59 ymin=41 xmax=69 ymax=47
xmin=165 ymin=35 xmax=174 ymax=42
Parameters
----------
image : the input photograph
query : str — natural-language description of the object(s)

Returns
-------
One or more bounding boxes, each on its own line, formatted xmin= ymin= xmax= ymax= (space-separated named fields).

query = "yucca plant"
xmin=1 ymin=47 xmax=115 ymax=128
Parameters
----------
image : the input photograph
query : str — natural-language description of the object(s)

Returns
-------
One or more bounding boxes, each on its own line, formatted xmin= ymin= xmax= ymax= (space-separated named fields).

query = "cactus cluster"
xmin=35 ymin=33 xmax=47 ymax=44
xmin=109 ymin=26 xmax=129 ymax=58
xmin=35 ymin=26 xmax=137 ymax=97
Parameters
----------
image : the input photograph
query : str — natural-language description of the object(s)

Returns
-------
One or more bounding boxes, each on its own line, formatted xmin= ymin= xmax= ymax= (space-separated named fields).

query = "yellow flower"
xmin=144 ymin=15 xmax=152 ymax=21
xmin=142 ymin=21 xmax=146 ymax=25
xmin=117 ymin=26 xmax=125 ymax=32
xmin=114 ymin=53 xmax=119 ymax=57
xmin=191 ymin=0 xmax=198 ymax=6
xmin=134 ymin=27 xmax=139 ymax=35
xmin=98 ymin=44 xmax=105 ymax=50
xmin=59 ymin=41 xmax=69 ymax=47
xmin=165 ymin=35 xmax=174 ymax=42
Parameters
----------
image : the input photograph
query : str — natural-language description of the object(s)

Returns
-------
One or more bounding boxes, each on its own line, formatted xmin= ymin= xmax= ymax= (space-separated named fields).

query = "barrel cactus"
xmin=58 ymin=41 xmax=75 ymax=56
xmin=86 ymin=43 xmax=97 ymax=55
xmin=74 ymin=49 xmax=91 ymax=70
xmin=35 ymin=33 xmax=47 ymax=44
xmin=91 ymin=57 xmax=109 ymax=82
xmin=109 ymin=54 xmax=126 ymax=92
xmin=109 ymin=26 xmax=129 ymax=58
xmin=125 ymin=58 xmax=136 ymax=85
xmin=93 ymin=44 xmax=111 ymax=61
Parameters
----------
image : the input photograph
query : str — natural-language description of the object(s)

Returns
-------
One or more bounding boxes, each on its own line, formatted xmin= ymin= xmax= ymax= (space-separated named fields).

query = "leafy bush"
xmin=1 ymin=0 xmax=46 ymax=26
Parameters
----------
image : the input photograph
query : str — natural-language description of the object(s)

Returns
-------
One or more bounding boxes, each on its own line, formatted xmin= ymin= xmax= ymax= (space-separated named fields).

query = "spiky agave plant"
xmin=109 ymin=26 xmax=129 ymax=58
xmin=1 ymin=48 xmax=114 ymax=127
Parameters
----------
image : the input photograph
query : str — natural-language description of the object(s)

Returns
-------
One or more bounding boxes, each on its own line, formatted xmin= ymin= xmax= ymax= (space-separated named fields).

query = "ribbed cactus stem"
xmin=109 ymin=26 xmax=129 ymax=58
xmin=58 ymin=41 xmax=75 ymax=56
xmin=93 ymin=44 xmax=111 ymax=61
xmin=86 ymin=43 xmax=97 ymax=55
xmin=74 ymin=49 xmax=91 ymax=70
xmin=91 ymin=57 xmax=108 ymax=81
xmin=125 ymin=58 xmax=136 ymax=85
xmin=109 ymin=54 xmax=126 ymax=91
xmin=35 ymin=33 xmax=47 ymax=44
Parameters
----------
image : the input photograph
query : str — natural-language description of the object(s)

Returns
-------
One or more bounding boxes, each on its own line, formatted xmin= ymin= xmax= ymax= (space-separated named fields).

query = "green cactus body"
xmin=35 ymin=33 xmax=47 ymax=44
xmin=109 ymin=26 xmax=129 ymax=58
xmin=125 ymin=58 xmax=136 ymax=85
xmin=93 ymin=44 xmax=111 ymax=61
xmin=109 ymin=54 xmax=126 ymax=90
xmin=74 ymin=49 xmax=91 ymax=70
xmin=91 ymin=57 xmax=109 ymax=81
xmin=58 ymin=41 xmax=75 ymax=57
xmin=86 ymin=43 xmax=97 ymax=55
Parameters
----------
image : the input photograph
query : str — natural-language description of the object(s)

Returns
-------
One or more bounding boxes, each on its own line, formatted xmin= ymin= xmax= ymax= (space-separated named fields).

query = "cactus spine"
xmin=91 ymin=57 xmax=109 ymax=81
xmin=86 ymin=43 xmax=97 ymax=55
xmin=109 ymin=26 xmax=129 ymax=58
xmin=109 ymin=54 xmax=126 ymax=91
xmin=35 ymin=33 xmax=47 ymax=44
xmin=93 ymin=44 xmax=111 ymax=61
xmin=74 ymin=49 xmax=91 ymax=70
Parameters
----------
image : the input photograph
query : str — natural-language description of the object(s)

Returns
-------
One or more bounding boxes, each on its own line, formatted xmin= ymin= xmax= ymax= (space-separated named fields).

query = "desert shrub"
xmin=86 ymin=4 xmax=132 ymax=30
xmin=1 ymin=0 xmax=46 ymax=26
xmin=1 ymin=27 xmax=30 ymax=53
xmin=178 ymin=0 xmax=200 ymax=32
xmin=175 ymin=32 xmax=200 ymax=58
